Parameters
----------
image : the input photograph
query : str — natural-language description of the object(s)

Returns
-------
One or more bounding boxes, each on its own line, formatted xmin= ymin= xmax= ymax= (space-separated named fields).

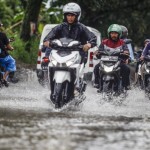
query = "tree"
xmin=20 ymin=0 xmax=43 ymax=42
xmin=52 ymin=0 xmax=150 ymax=47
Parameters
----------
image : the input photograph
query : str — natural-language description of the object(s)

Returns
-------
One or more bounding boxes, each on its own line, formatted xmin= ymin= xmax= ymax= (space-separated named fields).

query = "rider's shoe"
xmin=93 ymin=83 xmax=99 ymax=89
xmin=125 ymin=85 xmax=131 ymax=90
xmin=74 ymin=89 xmax=80 ymax=96
xmin=145 ymin=87 xmax=149 ymax=92
xmin=140 ymin=81 xmax=144 ymax=89
xmin=113 ymin=91 xmax=120 ymax=96
xmin=8 ymin=77 xmax=19 ymax=83
xmin=97 ymin=88 xmax=102 ymax=93
xmin=2 ymin=80 xmax=9 ymax=87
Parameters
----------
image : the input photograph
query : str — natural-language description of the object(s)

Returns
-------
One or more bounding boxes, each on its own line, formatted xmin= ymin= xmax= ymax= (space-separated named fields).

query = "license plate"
xmin=101 ymin=55 xmax=118 ymax=61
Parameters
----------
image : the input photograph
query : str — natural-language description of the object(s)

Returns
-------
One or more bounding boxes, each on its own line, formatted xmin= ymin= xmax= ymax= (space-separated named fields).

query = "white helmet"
xmin=63 ymin=2 xmax=81 ymax=21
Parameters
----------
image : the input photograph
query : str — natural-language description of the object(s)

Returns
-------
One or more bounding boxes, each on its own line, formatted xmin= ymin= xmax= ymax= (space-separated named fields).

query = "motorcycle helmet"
xmin=63 ymin=2 xmax=81 ymax=21
xmin=120 ymin=25 xmax=128 ymax=39
xmin=144 ymin=39 xmax=150 ymax=44
xmin=107 ymin=24 xmax=122 ymax=38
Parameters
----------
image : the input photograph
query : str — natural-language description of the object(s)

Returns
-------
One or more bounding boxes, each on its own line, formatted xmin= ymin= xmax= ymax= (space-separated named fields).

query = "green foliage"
xmin=0 ymin=1 xmax=13 ymax=26
xmin=10 ymin=35 xmax=39 ymax=64
xmin=40 ymin=2 xmax=63 ymax=25
xmin=52 ymin=0 xmax=150 ymax=47
xmin=1 ymin=0 xmax=150 ymax=66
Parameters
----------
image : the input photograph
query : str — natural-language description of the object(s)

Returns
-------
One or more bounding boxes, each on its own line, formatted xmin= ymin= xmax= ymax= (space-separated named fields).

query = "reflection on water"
xmin=0 ymin=70 xmax=150 ymax=150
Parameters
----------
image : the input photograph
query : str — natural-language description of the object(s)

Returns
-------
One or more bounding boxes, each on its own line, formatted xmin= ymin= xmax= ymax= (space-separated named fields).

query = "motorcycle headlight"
xmin=104 ymin=65 xmax=113 ymax=72
xmin=66 ymin=54 xmax=78 ymax=67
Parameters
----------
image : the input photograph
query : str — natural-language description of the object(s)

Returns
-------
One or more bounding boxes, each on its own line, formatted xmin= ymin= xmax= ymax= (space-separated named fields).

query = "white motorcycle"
xmin=48 ymin=38 xmax=87 ymax=108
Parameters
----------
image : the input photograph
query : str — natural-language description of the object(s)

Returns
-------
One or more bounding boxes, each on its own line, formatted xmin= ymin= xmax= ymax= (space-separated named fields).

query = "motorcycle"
xmin=47 ymin=38 xmax=87 ymax=108
xmin=133 ymin=50 xmax=143 ymax=88
xmin=97 ymin=48 xmax=129 ymax=100
xmin=142 ymin=56 xmax=150 ymax=94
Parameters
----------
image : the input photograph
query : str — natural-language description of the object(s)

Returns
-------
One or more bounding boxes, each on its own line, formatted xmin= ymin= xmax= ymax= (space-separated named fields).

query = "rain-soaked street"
xmin=1 ymin=69 xmax=150 ymax=150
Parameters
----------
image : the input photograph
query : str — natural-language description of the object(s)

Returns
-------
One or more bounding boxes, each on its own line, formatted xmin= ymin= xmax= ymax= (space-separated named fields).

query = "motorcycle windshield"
xmin=57 ymin=51 xmax=71 ymax=57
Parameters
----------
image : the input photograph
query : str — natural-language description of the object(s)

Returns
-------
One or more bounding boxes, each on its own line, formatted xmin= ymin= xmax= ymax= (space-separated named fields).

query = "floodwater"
xmin=0 ymin=69 xmax=150 ymax=150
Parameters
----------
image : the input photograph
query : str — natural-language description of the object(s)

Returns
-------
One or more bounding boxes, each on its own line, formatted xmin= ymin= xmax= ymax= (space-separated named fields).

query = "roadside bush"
xmin=10 ymin=35 xmax=39 ymax=64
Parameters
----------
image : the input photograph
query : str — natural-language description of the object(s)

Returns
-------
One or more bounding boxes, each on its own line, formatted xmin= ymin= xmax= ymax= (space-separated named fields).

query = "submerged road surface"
xmin=0 ymin=69 xmax=150 ymax=150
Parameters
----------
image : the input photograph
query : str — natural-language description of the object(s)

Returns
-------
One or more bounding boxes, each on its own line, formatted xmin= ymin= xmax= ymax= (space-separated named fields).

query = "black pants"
xmin=120 ymin=63 xmax=130 ymax=87
xmin=94 ymin=63 xmax=100 ymax=85
xmin=94 ymin=63 xmax=130 ymax=88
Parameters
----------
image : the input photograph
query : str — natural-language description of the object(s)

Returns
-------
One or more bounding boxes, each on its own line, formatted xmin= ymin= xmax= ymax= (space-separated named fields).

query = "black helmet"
xmin=120 ymin=25 xmax=128 ymax=39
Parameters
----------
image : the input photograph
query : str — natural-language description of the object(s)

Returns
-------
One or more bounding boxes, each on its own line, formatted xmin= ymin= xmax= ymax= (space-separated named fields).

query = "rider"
xmin=140 ymin=39 xmax=150 ymax=87
xmin=134 ymin=39 xmax=150 ymax=85
xmin=0 ymin=25 xmax=16 ymax=87
xmin=120 ymin=25 xmax=128 ymax=40
xmin=43 ymin=2 xmax=97 ymax=94
xmin=120 ymin=25 xmax=134 ymax=61
xmin=43 ymin=2 xmax=97 ymax=61
xmin=94 ymin=24 xmax=130 ymax=91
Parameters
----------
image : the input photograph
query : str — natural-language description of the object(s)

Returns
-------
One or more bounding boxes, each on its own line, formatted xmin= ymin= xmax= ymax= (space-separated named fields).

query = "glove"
xmin=83 ymin=43 xmax=91 ymax=52
xmin=140 ymin=55 xmax=144 ymax=60
xmin=10 ymin=47 xmax=14 ymax=51
xmin=123 ymin=50 xmax=129 ymax=55
xmin=43 ymin=41 xmax=50 ymax=47
xmin=94 ymin=50 xmax=101 ymax=56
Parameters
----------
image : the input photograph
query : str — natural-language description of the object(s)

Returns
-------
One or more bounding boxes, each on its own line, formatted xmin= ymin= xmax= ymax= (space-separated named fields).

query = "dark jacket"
xmin=44 ymin=22 xmax=97 ymax=48
xmin=142 ymin=42 xmax=150 ymax=57
xmin=0 ymin=32 xmax=9 ymax=58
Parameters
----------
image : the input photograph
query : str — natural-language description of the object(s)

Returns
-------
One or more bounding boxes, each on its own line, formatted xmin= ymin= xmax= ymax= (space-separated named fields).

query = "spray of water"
xmin=1 ymin=69 xmax=150 ymax=118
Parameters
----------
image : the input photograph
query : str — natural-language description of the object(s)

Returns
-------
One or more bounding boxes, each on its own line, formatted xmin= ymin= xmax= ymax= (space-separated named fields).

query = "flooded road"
xmin=0 ymin=70 xmax=150 ymax=150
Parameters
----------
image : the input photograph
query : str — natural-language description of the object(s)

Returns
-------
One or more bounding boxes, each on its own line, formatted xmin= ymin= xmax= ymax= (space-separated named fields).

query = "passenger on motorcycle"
xmin=94 ymin=24 xmax=130 ymax=92
xmin=140 ymin=39 xmax=150 ymax=87
xmin=134 ymin=39 xmax=150 ymax=85
xmin=0 ymin=30 xmax=16 ymax=87
xmin=43 ymin=2 xmax=97 ymax=62
xmin=120 ymin=25 xmax=134 ymax=61
xmin=120 ymin=25 xmax=128 ymax=40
